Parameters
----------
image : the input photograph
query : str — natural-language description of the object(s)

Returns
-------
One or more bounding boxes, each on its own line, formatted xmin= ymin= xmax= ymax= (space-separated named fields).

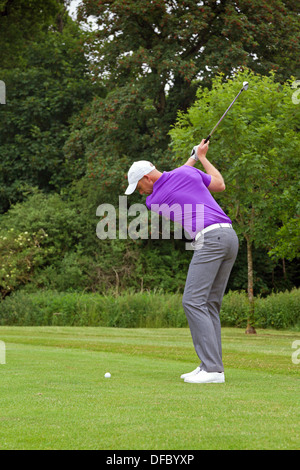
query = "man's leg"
xmin=182 ymin=228 xmax=238 ymax=373
xmin=206 ymin=229 xmax=239 ymax=362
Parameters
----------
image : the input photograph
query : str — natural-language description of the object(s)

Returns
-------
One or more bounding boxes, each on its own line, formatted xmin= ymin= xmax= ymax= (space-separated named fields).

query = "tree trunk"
xmin=245 ymin=236 xmax=256 ymax=334
xmin=282 ymin=257 xmax=287 ymax=280
xmin=154 ymin=86 xmax=167 ymax=115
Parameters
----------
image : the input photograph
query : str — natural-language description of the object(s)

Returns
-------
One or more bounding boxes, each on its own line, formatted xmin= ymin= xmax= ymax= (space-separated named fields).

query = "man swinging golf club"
xmin=124 ymin=84 xmax=247 ymax=383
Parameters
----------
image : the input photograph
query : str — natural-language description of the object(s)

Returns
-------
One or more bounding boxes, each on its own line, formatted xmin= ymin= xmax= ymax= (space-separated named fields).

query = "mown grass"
xmin=0 ymin=327 xmax=299 ymax=450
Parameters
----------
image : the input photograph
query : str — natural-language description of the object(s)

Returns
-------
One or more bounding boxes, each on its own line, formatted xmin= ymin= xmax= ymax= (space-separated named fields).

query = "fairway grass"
xmin=0 ymin=327 xmax=299 ymax=450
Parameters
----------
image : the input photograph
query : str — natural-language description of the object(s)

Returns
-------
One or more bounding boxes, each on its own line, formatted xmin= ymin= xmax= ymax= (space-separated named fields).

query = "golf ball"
xmin=104 ymin=372 xmax=111 ymax=378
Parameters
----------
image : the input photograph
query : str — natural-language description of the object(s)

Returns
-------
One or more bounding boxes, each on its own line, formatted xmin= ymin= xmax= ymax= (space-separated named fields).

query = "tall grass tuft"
xmin=0 ymin=289 xmax=299 ymax=330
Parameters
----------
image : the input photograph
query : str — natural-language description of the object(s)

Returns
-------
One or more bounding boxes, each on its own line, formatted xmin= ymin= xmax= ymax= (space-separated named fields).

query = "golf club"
xmin=204 ymin=81 xmax=249 ymax=143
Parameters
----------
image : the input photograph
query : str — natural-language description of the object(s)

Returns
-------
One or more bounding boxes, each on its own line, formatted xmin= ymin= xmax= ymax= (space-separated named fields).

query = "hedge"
xmin=0 ymin=289 xmax=299 ymax=330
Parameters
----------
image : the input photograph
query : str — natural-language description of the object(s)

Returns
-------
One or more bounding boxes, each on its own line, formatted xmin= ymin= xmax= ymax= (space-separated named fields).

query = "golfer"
xmin=125 ymin=139 xmax=239 ymax=383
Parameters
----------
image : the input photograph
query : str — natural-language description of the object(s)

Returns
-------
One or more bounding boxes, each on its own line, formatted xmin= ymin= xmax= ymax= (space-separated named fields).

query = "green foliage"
xmin=255 ymin=289 xmax=300 ymax=329
xmin=0 ymin=189 xmax=85 ymax=291
xmin=0 ymin=228 xmax=49 ymax=298
xmin=0 ymin=289 xmax=299 ymax=330
xmin=69 ymin=0 xmax=300 ymax=207
xmin=0 ymin=2 xmax=299 ymax=301
xmin=26 ymin=251 xmax=92 ymax=293
xmin=0 ymin=24 xmax=97 ymax=212
xmin=0 ymin=0 xmax=66 ymax=68
xmin=0 ymin=189 xmax=82 ymax=254
xmin=170 ymin=69 xmax=300 ymax=326
xmin=0 ymin=179 xmax=297 ymax=297
xmin=64 ymin=84 xmax=169 ymax=203
xmin=221 ymin=289 xmax=300 ymax=330
xmin=79 ymin=0 xmax=300 ymax=93
xmin=269 ymin=216 xmax=300 ymax=262
xmin=220 ymin=290 xmax=250 ymax=327
xmin=0 ymin=186 xmax=189 ymax=295
xmin=170 ymin=69 xmax=300 ymax=253
xmin=0 ymin=290 xmax=186 ymax=327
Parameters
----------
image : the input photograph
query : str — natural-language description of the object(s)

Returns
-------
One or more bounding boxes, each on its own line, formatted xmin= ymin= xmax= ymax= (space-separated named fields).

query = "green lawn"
xmin=0 ymin=326 xmax=299 ymax=450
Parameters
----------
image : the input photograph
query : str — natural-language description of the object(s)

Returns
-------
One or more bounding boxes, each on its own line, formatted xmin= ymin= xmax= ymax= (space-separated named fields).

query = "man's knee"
xmin=182 ymin=294 xmax=191 ymax=312
xmin=182 ymin=294 xmax=187 ymax=309
xmin=182 ymin=294 xmax=206 ymax=313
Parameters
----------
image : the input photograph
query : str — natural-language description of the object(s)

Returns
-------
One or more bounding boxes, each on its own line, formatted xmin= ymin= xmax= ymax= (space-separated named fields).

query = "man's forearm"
xmin=184 ymin=140 xmax=225 ymax=188
xmin=184 ymin=157 xmax=197 ymax=167
xmin=198 ymin=156 xmax=224 ymax=184
xmin=185 ymin=155 xmax=224 ymax=182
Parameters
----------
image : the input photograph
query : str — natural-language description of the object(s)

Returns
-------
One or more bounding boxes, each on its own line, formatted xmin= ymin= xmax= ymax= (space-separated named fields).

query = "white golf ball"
xmin=104 ymin=372 xmax=111 ymax=378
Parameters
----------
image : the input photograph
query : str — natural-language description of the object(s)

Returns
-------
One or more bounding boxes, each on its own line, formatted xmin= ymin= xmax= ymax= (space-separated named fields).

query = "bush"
xmin=254 ymin=289 xmax=300 ymax=329
xmin=220 ymin=289 xmax=300 ymax=329
xmin=0 ymin=289 xmax=299 ymax=330
xmin=0 ymin=290 xmax=187 ymax=327
xmin=0 ymin=190 xmax=84 ymax=259
xmin=219 ymin=291 xmax=250 ymax=328
xmin=0 ymin=228 xmax=50 ymax=298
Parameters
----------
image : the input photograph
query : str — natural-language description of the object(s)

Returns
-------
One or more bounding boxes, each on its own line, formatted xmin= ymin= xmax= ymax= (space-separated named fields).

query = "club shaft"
xmin=204 ymin=88 xmax=244 ymax=143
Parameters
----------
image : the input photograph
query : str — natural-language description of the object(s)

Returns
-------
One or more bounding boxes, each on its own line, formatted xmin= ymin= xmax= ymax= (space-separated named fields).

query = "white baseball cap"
xmin=125 ymin=160 xmax=156 ymax=195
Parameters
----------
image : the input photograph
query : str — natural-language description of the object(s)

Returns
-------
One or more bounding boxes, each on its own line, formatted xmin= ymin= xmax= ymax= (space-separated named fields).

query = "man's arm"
xmin=184 ymin=139 xmax=225 ymax=192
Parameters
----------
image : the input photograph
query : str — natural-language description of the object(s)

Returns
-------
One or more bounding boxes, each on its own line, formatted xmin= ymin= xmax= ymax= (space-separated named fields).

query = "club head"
xmin=242 ymin=81 xmax=249 ymax=91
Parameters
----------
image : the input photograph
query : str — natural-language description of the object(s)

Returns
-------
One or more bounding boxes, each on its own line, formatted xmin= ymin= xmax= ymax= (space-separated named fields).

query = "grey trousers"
xmin=182 ymin=227 xmax=239 ymax=372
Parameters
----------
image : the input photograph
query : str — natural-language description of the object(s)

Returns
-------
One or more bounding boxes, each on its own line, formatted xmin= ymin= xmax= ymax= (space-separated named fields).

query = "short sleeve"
xmin=194 ymin=167 xmax=211 ymax=188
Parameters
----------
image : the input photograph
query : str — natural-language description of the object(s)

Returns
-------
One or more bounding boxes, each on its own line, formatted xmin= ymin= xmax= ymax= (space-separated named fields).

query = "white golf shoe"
xmin=180 ymin=366 xmax=201 ymax=379
xmin=184 ymin=370 xmax=225 ymax=384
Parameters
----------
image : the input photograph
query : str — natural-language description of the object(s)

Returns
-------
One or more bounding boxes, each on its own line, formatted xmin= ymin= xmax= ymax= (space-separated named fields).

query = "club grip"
xmin=204 ymin=135 xmax=210 ymax=144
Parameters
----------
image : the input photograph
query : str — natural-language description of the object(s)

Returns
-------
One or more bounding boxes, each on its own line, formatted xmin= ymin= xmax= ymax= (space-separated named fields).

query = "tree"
xmin=69 ymin=0 xmax=300 ymax=203
xmin=0 ymin=23 xmax=98 ymax=212
xmin=78 ymin=0 xmax=300 ymax=121
xmin=169 ymin=69 xmax=300 ymax=332
xmin=269 ymin=216 xmax=300 ymax=262
xmin=0 ymin=0 xmax=69 ymax=68
xmin=64 ymin=82 xmax=170 ymax=204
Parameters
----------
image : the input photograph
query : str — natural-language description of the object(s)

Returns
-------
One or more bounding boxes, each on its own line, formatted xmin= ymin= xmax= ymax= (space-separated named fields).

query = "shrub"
xmin=0 ymin=228 xmax=50 ymax=298
xmin=219 ymin=290 xmax=250 ymax=328
xmin=254 ymin=289 xmax=300 ymax=329
xmin=0 ymin=290 xmax=186 ymax=327
xmin=0 ymin=289 xmax=299 ymax=330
